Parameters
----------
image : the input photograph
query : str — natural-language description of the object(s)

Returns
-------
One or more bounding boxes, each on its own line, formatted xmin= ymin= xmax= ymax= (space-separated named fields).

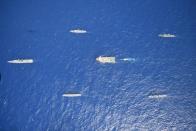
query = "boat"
xmin=120 ymin=58 xmax=136 ymax=62
xmin=70 ymin=29 xmax=87 ymax=34
xmin=8 ymin=59 xmax=34 ymax=64
xmin=62 ymin=93 xmax=82 ymax=97
xmin=148 ymin=94 xmax=167 ymax=99
xmin=96 ymin=56 xmax=116 ymax=64
xmin=158 ymin=34 xmax=176 ymax=38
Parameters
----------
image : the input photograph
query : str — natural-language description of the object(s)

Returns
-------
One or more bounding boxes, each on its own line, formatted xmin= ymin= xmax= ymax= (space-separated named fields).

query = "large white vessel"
xmin=8 ymin=59 xmax=34 ymax=64
xmin=158 ymin=34 xmax=176 ymax=38
xmin=96 ymin=56 xmax=116 ymax=64
xmin=62 ymin=93 xmax=82 ymax=97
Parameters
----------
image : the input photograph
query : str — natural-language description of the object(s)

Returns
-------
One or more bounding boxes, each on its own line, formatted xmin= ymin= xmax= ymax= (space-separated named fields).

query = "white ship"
xmin=148 ymin=94 xmax=167 ymax=99
xmin=70 ymin=29 xmax=87 ymax=34
xmin=96 ymin=56 xmax=116 ymax=64
xmin=62 ymin=93 xmax=82 ymax=97
xmin=158 ymin=34 xmax=176 ymax=38
xmin=8 ymin=59 xmax=34 ymax=64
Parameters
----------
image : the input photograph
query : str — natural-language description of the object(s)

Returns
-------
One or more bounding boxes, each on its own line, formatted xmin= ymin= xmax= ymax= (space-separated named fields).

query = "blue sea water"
xmin=0 ymin=0 xmax=196 ymax=130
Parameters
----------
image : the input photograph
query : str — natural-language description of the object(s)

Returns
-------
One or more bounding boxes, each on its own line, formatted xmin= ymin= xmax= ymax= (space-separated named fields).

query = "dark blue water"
xmin=0 ymin=0 xmax=196 ymax=130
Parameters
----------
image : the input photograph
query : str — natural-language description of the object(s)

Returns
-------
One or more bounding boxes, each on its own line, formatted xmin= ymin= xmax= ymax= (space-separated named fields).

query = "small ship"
xmin=96 ymin=56 xmax=116 ymax=64
xmin=148 ymin=94 xmax=167 ymax=99
xmin=158 ymin=34 xmax=176 ymax=38
xmin=70 ymin=29 xmax=87 ymax=34
xmin=62 ymin=93 xmax=82 ymax=97
xmin=8 ymin=59 xmax=34 ymax=64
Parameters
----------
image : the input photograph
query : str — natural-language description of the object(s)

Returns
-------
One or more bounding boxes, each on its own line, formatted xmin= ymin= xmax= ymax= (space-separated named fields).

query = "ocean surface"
xmin=0 ymin=0 xmax=196 ymax=130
